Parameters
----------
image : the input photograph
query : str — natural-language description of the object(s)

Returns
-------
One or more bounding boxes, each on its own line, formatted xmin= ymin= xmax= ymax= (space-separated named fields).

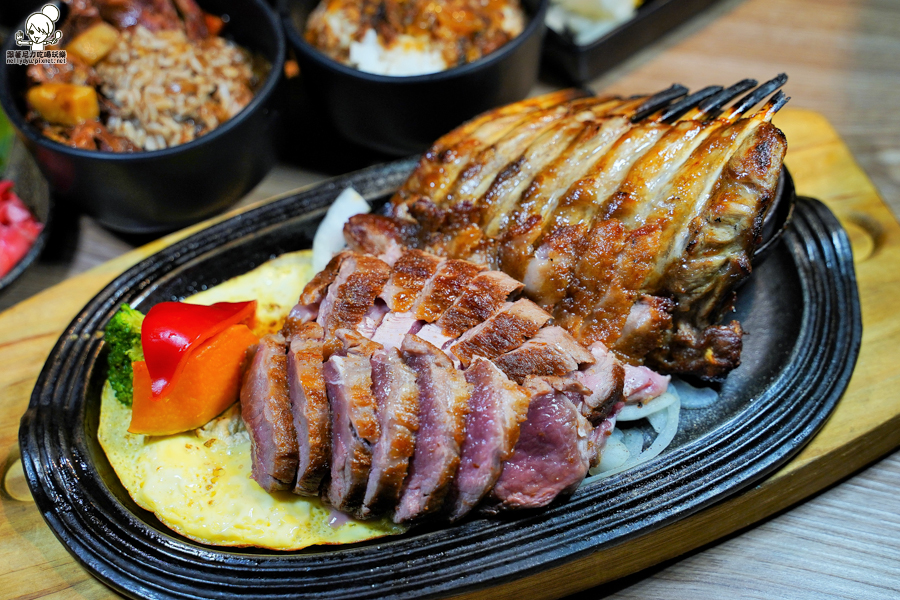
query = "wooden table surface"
xmin=2 ymin=0 xmax=899 ymax=598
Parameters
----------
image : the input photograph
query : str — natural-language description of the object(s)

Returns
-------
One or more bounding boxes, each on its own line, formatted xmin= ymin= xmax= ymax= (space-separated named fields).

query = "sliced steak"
xmin=494 ymin=326 xmax=594 ymax=384
xmin=362 ymin=348 xmax=420 ymax=517
xmin=449 ymin=299 xmax=552 ymax=367
xmin=286 ymin=323 xmax=330 ymax=496
xmin=301 ymin=252 xmax=350 ymax=305
xmin=394 ymin=334 xmax=471 ymax=523
xmin=323 ymin=331 xmax=382 ymax=514
xmin=344 ymin=213 xmax=418 ymax=256
xmin=574 ymin=342 xmax=625 ymax=423
xmin=281 ymin=302 xmax=320 ymax=338
xmin=282 ymin=252 xmax=351 ymax=338
xmin=484 ymin=377 xmax=592 ymax=512
xmin=371 ymin=311 xmax=422 ymax=350
xmin=240 ymin=333 xmax=298 ymax=492
xmin=415 ymin=269 xmax=524 ymax=351
xmin=380 ymin=248 xmax=444 ymax=312
xmin=358 ymin=299 xmax=389 ymax=339
xmin=433 ymin=270 xmax=523 ymax=338
xmin=448 ymin=358 xmax=530 ymax=521
xmin=410 ymin=258 xmax=486 ymax=322
xmin=317 ymin=252 xmax=391 ymax=354
xmin=413 ymin=322 xmax=455 ymax=351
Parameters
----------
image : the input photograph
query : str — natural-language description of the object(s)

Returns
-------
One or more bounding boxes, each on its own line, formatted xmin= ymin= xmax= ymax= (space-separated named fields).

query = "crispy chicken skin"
xmin=346 ymin=83 xmax=789 ymax=379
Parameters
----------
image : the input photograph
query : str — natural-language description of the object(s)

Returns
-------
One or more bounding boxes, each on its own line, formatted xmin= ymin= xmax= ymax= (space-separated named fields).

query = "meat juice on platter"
xmin=100 ymin=76 xmax=790 ymax=548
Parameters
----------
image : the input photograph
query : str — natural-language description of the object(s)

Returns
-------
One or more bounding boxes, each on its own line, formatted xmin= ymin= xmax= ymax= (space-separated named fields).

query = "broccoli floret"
xmin=104 ymin=304 xmax=145 ymax=406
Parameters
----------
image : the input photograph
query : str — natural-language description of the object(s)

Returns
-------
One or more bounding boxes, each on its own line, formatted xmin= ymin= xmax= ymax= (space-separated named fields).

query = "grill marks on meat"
xmin=479 ymin=118 xmax=599 ymax=241
xmin=428 ymin=270 xmax=524 ymax=340
xmin=316 ymin=254 xmax=391 ymax=355
xmin=287 ymin=323 xmax=330 ymax=495
xmin=341 ymin=85 xmax=789 ymax=379
xmin=523 ymin=122 xmax=670 ymax=307
xmin=410 ymin=258 xmax=485 ymax=322
xmin=448 ymin=358 xmax=530 ymax=521
xmin=494 ymin=326 xmax=595 ymax=385
xmin=395 ymin=335 xmax=471 ymax=523
xmin=394 ymin=89 xmax=590 ymax=209
xmin=240 ymin=334 xmax=298 ymax=492
xmin=344 ymin=213 xmax=417 ymax=257
xmin=427 ymin=97 xmax=628 ymax=257
xmin=282 ymin=252 xmax=350 ymax=337
xmin=555 ymin=118 xmax=729 ymax=352
xmin=450 ymin=299 xmax=552 ymax=367
xmin=363 ymin=348 xmax=420 ymax=517
xmin=663 ymin=123 xmax=787 ymax=327
xmin=484 ymin=377 xmax=592 ymax=512
xmin=380 ymin=248 xmax=444 ymax=312
xmin=498 ymin=115 xmax=635 ymax=282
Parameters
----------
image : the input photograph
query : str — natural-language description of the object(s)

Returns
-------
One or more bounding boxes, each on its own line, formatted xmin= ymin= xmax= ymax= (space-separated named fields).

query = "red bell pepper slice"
xmin=141 ymin=300 xmax=256 ymax=398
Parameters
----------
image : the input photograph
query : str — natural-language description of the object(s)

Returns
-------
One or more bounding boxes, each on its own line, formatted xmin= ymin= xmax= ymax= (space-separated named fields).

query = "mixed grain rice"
xmin=94 ymin=26 xmax=257 ymax=151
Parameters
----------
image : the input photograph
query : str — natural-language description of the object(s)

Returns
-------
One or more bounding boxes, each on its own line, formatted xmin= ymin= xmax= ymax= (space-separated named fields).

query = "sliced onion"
xmin=595 ymin=435 xmax=630 ymax=472
xmin=647 ymin=407 xmax=669 ymax=433
xmin=622 ymin=428 xmax=643 ymax=457
xmin=584 ymin=395 xmax=681 ymax=481
xmin=312 ymin=187 xmax=370 ymax=272
xmin=617 ymin=391 xmax=678 ymax=421
xmin=672 ymin=377 xmax=719 ymax=410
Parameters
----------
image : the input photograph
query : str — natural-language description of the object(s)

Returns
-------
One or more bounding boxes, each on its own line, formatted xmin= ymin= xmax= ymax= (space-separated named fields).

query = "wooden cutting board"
xmin=1 ymin=108 xmax=898 ymax=599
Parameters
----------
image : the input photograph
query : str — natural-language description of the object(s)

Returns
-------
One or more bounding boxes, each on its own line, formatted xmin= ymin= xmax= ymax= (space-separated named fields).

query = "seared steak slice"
xmin=240 ymin=333 xmax=298 ymax=492
xmin=449 ymin=299 xmax=552 ymax=367
xmin=287 ymin=323 xmax=330 ymax=496
xmin=435 ymin=270 xmax=524 ymax=337
xmin=415 ymin=269 xmax=523 ymax=350
xmin=282 ymin=302 xmax=320 ymax=338
xmin=484 ymin=377 xmax=592 ymax=512
xmin=344 ymin=213 xmax=418 ymax=257
xmin=448 ymin=358 xmax=530 ymax=521
xmin=317 ymin=252 xmax=391 ymax=354
xmin=282 ymin=252 xmax=351 ymax=338
xmin=324 ymin=332 xmax=382 ymax=514
xmin=494 ymin=326 xmax=594 ymax=384
xmin=371 ymin=311 xmax=422 ymax=350
xmin=380 ymin=248 xmax=444 ymax=312
xmin=362 ymin=348 xmax=420 ymax=517
xmin=357 ymin=299 xmax=389 ymax=339
xmin=301 ymin=252 xmax=350 ymax=306
xmin=410 ymin=258 xmax=486 ymax=322
xmin=574 ymin=342 xmax=625 ymax=423
xmin=394 ymin=334 xmax=471 ymax=523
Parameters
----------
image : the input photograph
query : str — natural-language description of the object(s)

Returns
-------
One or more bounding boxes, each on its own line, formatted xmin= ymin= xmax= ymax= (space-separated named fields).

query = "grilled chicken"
xmin=346 ymin=76 xmax=790 ymax=380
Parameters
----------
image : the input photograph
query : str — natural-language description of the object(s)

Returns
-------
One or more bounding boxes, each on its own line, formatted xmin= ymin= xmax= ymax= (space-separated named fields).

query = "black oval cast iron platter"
xmin=19 ymin=158 xmax=861 ymax=600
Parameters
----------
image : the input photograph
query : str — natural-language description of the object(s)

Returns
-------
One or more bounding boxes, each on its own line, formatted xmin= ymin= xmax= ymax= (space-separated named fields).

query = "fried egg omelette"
xmin=98 ymin=249 xmax=406 ymax=549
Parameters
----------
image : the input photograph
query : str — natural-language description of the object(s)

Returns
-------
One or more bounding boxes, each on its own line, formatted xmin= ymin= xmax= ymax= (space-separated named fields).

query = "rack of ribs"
xmin=344 ymin=76 xmax=790 ymax=381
